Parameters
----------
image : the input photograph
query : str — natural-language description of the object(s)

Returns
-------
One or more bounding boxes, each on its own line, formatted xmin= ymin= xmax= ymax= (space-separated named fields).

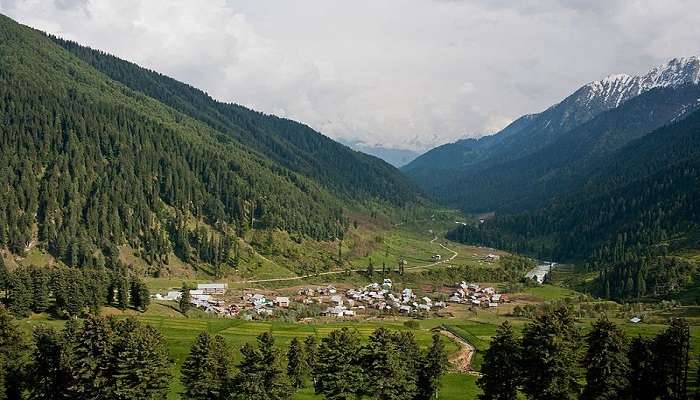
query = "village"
xmin=153 ymin=278 xmax=509 ymax=320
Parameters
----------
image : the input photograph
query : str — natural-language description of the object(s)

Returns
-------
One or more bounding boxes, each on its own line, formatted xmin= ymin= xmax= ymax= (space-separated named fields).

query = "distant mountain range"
xmin=413 ymin=56 xmax=700 ymax=269
xmin=340 ymin=140 xmax=421 ymax=167
xmin=404 ymin=56 xmax=700 ymax=212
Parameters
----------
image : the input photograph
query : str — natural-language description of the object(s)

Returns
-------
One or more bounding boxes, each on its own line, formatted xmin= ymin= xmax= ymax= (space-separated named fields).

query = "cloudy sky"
xmin=2 ymin=0 xmax=699 ymax=152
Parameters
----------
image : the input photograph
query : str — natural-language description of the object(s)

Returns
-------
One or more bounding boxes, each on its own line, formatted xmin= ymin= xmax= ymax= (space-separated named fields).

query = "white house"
xmin=330 ymin=295 xmax=343 ymax=306
xmin=274 ymin=297 xmax=290 ymax=308
xmin=198 ymin=283 xmax=229 ymax=295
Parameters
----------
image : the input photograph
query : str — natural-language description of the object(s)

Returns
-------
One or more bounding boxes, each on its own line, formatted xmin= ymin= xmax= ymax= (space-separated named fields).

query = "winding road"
xmin=236 ymin=236 xmax=459 ymax=284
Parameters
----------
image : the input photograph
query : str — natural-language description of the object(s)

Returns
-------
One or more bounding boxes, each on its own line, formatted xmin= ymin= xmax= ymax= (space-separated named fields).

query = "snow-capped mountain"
xmin=574 ymin=56 xmax=700 ymax=111
xmin=404 ymin=56 xmax=700 ymax=203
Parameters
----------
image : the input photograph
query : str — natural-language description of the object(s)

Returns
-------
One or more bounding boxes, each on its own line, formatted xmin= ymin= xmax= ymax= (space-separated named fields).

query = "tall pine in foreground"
xmin=112 ymin=319 xmax=171 ymax=400
xmin=581 ymin=316 xmax=629 ymax=400
xmin=478 ymin=321 xmax=521 ymax=400
xmin=654 ymin=318 xmax=691 ymax=400
xmin=231 ymin=332 xmax=291 ymax=400
xmin=416 ymin=333 xmax=448 ymax=400
xmin=628 ymin=336 xmax=658 ymax=400
xmin=287 ymin=337 xmax=306 ymax=388
xmin=181 ymin=332 xmax=220 ymax=400
xmin=0 ymin=306 xmax=31 ymax=399
xmin=313 ymin=328 xmax=365 ymax=400
xmin=520 ymin=307 xmax=581 ymax=400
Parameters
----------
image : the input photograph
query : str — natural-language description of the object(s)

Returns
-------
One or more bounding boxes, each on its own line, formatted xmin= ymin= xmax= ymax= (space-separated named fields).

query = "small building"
xmin=274 ymin=297 xmax=290 ymax=308
xmin=484 ymin=254 xmax=500 ymax=262
xmin=382 ymin=279 xmax=393 ymax=289
xmin=198 ymin=283 xmax=229 ymax=295
xmin=431 ymin=254 xmax=442 ymax=261
xmin=629 ymin=316 xmax=642 ymax=324
xmin=164 ymin=291 xmax=182 ymax=301
xmin=330 ymin=295 xmax=343 ymax=306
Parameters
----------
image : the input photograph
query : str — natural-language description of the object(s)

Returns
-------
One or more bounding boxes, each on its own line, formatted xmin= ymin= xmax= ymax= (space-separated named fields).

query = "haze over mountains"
xmin=405 ymin=56 xmax=700 ymax=213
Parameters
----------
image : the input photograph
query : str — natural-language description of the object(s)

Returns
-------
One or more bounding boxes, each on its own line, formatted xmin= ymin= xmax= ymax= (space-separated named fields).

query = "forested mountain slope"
xmin=443 ymin=84 xmax=700 ymax=212
xmin=0 ymin=15 xmax=363 ymax=270
xmin=404 ymin=57 xmax=700 ymax=211
xmin=447 ymin=107 xmax=700 ymax=267
xmin=51 ymin=37 xmax=421 ymax=207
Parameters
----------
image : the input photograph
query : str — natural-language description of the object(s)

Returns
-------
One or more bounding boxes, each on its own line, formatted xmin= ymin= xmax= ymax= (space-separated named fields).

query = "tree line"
xmin=180 ymin=327 xmax=448 ymax=400
xmin=0 ymin=14 xmax=348 ymax=278
xmin=0 ymin=308 xmax=171 ymax=400
xmin=0 ymin=257 xmax=150 ymax=318
xmin=478 ymin=306 xmax=698 ymax=400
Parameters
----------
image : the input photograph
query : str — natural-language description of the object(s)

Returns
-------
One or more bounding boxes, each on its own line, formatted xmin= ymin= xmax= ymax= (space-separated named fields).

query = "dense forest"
xmin=50 ymin=35 xmax=422 ymax=209
xmin=447 ymin=107 xmax=700 ymax=300
xmin=0 ymin=15 xmax=423 ymax=275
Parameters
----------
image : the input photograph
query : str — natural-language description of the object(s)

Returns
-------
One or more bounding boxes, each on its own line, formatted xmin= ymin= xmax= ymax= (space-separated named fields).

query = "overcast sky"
xmin=2 ymin=0 xmax=700 ymax=151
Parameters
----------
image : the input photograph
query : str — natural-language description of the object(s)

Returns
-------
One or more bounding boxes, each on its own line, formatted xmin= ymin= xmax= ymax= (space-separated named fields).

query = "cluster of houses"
xmin=293 ymin=279 xmax=446 ymax=317
xmin=448 ymin=281 xmax=508 ymax=308
xmin=153 ymin=283 xmax=241 ymax=316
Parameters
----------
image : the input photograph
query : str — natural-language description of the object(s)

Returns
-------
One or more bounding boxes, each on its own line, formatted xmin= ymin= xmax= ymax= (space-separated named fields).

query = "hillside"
xmin=0 ymin=15 xmax=419 ymax=274
xmin=51 ymin=36 xmax=422 ymax=208
xmin=447 ymin=106 xmax=700 ymax=268
xmin=404 ymin=57 xmax=700 ymax=211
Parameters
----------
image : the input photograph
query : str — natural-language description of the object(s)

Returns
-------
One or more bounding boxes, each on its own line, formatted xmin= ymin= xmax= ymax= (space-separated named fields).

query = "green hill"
xmin=0 ymin=14 xmax=420 ymax=273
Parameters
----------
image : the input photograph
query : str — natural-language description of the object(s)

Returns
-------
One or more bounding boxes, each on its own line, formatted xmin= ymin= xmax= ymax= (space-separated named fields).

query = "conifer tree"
xmin=628 ymin=336 xmax=657 ymax=400
xmin=0 ymin=306 xmax=31 ymax=399
xmin=581 ymin=316 xmax=629 ymax=400
xmin=303 ymin=335 xmax=318 ymax=378
xmin=231 ymin=332 xmax=291 ymax=400
xmin=29 ymin=326 xmax=66 ymax=400
xmin=520 ymin=307 xmax=581 ymax=400
xmin=654 ymin=318 xmax=690 ymax=400
xmin=180 ymin=286 xmax=192 ymax=314
xmin=478 ymin=321 xmax=521 ymax=400
xmin=30 ymin=266 xmax=51 ymax=313
xmin=112 ymin=319 xmax=171 ymax=400
xmin=8 ymin=268 xmax=33 ymax=317
xmin=313 ymin=328 xmax=364 ymax=400
xmin=65 ymin=315 xmax=116 ymax=399
xmin=181 ymin=332 xmax=220 ymax=400
xmin=211 ymin=335 xmax=233 ymax=399
xmin=287 ymin=337 xmax=306 ymax=388
xmin=0 ymin=257 xmax=8 ymax=300
xmin=416 ymin=333 xmax=448 ymax=400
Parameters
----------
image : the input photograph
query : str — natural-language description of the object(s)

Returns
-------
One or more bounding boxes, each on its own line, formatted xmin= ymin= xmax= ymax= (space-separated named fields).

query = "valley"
xmin=0 ymin=10 xmax=699 ymax=400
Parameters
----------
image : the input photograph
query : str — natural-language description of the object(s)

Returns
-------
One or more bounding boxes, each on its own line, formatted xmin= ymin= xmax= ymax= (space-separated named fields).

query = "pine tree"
xmin=232 ymin=332 xmax=291 ymax=400
xmin=0 ymin=306 xmax=31 ymax=399
xmin=416 ymin=333 xmax=448 ymax=400
xmin=129 ymin=279 xmax=150 ymax=311
xmin=478 ymin=321 xmax=521 ymax=400
xmin=581 ymin=316 xmax=629 ymax=400
xmin=29 ymin=326 xmax=66 ymax=400
xmin=66 ymin=315 xmax=116 ymax=399
xmin=313 ymin=328 xmax=364 ymax=400
xmin=303 ymin=335 xmax=318 ymax=379
xmin=8 ymin=268 xmax=33 ymax=317
xmin=30 ymin=266 xmax=51 ymax=313
xmin=628 ymin=336 xmax=657 ymax=400
xmin=181 ymin=332 xmax=219 ymax=400
xmin=0 ymin=257 xmax=8 ymax=300
xmin=363 ymin=328 xmax=419 ymax=400
xmin=520 ymin=307 xmax=581 ymax=400
xmin=654 ymin=318 xmax=690 ymax=400
xmin=112 ymin=318 xmax=171 ymax=400
xmin=180 ymin=287 xmax=192 ymax=314
xmin=211 ymin=335 xmax=233 ymax=399
xmin=287 ymin=337 xmax=306 ymax=388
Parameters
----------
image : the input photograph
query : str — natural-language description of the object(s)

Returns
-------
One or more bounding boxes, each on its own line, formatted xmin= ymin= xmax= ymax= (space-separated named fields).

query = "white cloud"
xmin=1 ymin=0 xmax=699 ymax=151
